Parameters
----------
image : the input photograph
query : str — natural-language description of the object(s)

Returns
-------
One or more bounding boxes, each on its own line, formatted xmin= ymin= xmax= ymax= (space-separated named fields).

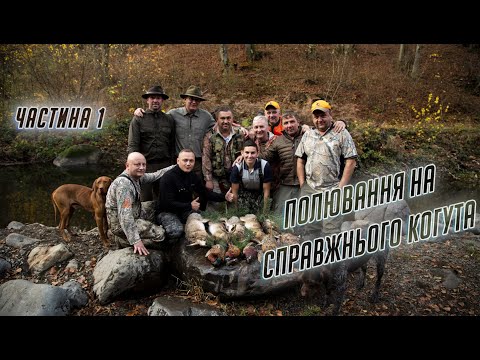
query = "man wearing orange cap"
xmin=264 ymin=100 xmax=346 ymax=135
xmin=264 ymin=101 xmax=284 ymax=136
xmin=295 ymin=100 xmax=357 ymax=236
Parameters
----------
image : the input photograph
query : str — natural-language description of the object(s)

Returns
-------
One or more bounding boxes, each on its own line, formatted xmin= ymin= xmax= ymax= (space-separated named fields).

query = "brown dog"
xmin=52 ymin=176 xmax=113 ymax=247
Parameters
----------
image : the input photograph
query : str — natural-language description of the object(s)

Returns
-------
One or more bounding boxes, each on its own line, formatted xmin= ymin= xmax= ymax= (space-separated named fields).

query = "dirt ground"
xmin=1 ymin=223 xmax=479 ymax=317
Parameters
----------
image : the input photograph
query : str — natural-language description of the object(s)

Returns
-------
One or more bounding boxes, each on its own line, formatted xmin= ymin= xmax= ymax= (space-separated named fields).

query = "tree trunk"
xmin=306 ymin=44 xmax=316 ymax=59
xmin=334 ymin=44 xmax=356 ymax=55
xmin=100 ymin=44 xmax=110 ymax=86
xmin=398 ymin=44 xmax=405 ymax=66
xmin=219 ymin=44 xmax=229 ymax=72
xmin=411 ymin=44 xmax=423 ymax=78
xmin=245 ymin=44 xmax=256 ymax=62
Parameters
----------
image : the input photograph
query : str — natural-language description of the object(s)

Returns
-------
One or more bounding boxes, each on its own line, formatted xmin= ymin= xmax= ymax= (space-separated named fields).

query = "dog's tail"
xmin=51 ymin=192 xmax=58 ymax=225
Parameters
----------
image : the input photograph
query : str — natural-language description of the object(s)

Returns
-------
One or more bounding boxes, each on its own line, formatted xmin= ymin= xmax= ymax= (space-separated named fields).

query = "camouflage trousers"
xmin=106 ymin=209 xmax=166 ymax=249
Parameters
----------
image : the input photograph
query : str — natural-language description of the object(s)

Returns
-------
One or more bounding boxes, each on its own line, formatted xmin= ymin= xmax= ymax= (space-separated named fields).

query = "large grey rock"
xmin=0 ymin=279 xmax=78 ymax=316
xmin=7 ymin=221 xmax=25 ymax=230
xmin=148 ymin=296 xmax=226 ymax=316
xmin=92 ymin=248 xmax=167 ymax=305
xmin=6 ymin=233 xmax=42 ymax=248
xmin=172 ymin=238 xmax=300 ymax=300
xmin=53 ymin=144 xmax=103 ymax=167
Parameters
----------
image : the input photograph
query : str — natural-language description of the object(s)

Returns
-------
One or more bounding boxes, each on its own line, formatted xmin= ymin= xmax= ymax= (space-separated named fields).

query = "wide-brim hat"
xmin=180 ymin=85 xmax=207 ymax=101
xmin=142 ymin=85 xmax=169 ymax=100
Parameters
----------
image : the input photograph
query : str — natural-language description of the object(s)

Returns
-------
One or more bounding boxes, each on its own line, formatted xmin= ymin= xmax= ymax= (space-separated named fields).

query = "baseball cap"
xmin=311 ymin=100 xmax=331 ymax=113
xmin=265 ymin=101 xmax=280 ymax=110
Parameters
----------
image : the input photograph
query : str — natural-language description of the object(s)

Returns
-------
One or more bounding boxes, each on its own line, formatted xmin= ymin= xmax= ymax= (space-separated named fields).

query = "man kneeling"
xmin=157 ymin=149 xmax=233 ymax=225
xmin=106 ymin=152 xmax=174 ymax=256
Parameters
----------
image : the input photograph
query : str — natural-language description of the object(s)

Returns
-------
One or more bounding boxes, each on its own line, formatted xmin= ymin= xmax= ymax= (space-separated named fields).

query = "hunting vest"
xmin=210 ymin=129 xmax=244 ymax=178
xmin=234 ymin=158 xmax=267 ymax=192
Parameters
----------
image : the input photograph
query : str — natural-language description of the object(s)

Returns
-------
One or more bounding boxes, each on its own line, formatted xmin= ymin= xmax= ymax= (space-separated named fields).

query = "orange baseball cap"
xmin=311 ymin=100 xmax=331 ymax=113
xmin=265 ymin=100 xmax=280 ymax=110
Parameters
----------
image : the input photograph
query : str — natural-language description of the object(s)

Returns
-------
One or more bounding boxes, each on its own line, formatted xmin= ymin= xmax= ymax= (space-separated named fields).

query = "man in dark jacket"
xmin=128 ymin=85 xmax=175 ymax=201
xmin=157 ymin=149 xmax=233 ymax=223
xmin=261 ymin=111 xmax=304 ymax=215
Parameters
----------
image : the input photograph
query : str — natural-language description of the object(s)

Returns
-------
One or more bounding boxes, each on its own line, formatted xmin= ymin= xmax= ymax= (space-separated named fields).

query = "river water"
xmin=0 ymin=163 xmax=124 ymax=229
xmin=1 ymin=163 xmax=479 ymax=230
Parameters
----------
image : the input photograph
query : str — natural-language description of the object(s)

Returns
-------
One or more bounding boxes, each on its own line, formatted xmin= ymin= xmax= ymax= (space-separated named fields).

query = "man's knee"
xmin=156 ymin=212 xmax=184 ymax=239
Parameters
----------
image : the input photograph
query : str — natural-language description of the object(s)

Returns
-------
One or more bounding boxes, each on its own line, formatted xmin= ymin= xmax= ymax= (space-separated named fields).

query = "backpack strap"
xmin=234 ymin=162 xmax=244 ymax=190
xmin=236 ymin=159 xmax=266 ymax=191
xmin=117 ymin=174 xmax=140 ymax=202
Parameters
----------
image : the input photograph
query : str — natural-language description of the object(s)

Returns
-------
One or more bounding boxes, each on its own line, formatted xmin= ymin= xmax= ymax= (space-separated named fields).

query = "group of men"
xmin=106 ymin=84 xmax=358 ymax=255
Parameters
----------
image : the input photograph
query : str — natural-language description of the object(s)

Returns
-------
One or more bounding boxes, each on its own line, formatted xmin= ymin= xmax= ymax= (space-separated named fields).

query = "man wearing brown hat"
xmin=135 ymin=85 xmax=215 ymax=181
xmin=128 ymin=85 xmax=175 ymax=201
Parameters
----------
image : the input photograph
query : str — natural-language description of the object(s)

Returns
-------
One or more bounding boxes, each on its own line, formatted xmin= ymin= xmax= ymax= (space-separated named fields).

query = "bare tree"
xmin=99 ymin=44 xmax=111 ymax=86
xmin=398 ymin=44 xmax=405 ymax=66
xmin=411 ymin=44 xmax=423 ymax=78
xmin=306 ymin=44 xmax=316 ymax=59
xmin=334 ymin=44 xmax=356 ymax=55
xmin=245 ymin=44 xmax=257 ymax=62
xmin=219 ymin=44 xmax=229 ymax=73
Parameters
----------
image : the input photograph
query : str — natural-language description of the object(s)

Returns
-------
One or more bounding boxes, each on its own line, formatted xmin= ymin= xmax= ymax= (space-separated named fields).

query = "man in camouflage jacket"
xmin=106 ymin=152 xmax=174 ymax=256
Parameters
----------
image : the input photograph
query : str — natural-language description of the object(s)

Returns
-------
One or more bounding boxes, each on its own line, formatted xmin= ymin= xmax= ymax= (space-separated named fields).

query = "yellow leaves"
xmin=410 ymin=93 xmax=449 ymax=143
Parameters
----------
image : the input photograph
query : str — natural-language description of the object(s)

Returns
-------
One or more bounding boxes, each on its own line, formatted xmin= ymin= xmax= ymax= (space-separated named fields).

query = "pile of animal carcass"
xmin=184 ymin=213 xmax=301 ymax=267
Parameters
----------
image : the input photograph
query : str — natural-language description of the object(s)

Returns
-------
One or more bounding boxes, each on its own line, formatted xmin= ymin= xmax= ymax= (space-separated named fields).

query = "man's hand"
xmin=301 ymin=124 xmax=311 ymax=134
xmin=191 ymin=197 xmax=201 ymax=211
xmin=233 ymin=154 xmax=243 ymax=165
xmin=225 ymin=188 xmax=234 ymax=202
xmin=239 ymin=127 xmax=249 ymax=138
xmin=134 ymin=108 xmax=145 ymax=117
xmin=333 ymin=120 xmax=346 ymax=133
xmin=133 ymin=240 xmax=149 ymax=256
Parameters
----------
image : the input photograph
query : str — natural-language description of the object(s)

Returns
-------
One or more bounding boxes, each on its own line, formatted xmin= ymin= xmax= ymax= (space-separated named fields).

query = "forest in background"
xmin=1 ymin=44 xmax=479 ymax=185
